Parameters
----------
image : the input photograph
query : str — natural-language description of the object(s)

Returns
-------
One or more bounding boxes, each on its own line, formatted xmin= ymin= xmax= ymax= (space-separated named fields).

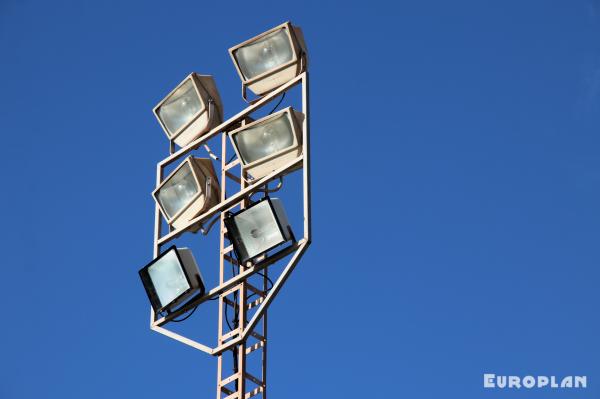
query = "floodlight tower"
xmin=138 ymin=22 xmax=310 ymax=399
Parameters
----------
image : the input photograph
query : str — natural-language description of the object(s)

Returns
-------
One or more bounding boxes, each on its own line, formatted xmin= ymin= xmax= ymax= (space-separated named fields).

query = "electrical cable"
xmin=168 ymin=291 xmax=220 ymax=322
xmin=230 ymin=251 xmax=241 ymax=386
xmin=232 ymin=344 xmax=239 ymax=391
xmin=268 ymin=92 xmax=286 ymax=115
xmin=223 ymin=252 xmax=240 ymax=332
xmin=226 ymin=153 xmax=237 ymax=164
xmin=224 ymin=299 xmax=234 ymax=331
xmin=171 ymin=305 xmax=198 ymax=322
xmin=256 ymin=270 xmax=274 ymax=288
xmin=200 ymin=214 xmax=220 ymax=235
xmin=249 ymin=176 xmax=284 ymax=203
xmin=226 ymin=252 xmax=239 ymax=385
xmin=247 ymin=270 xmax=274 ymax=300
xmin=232 ymin=261 xmax=239 ymax=329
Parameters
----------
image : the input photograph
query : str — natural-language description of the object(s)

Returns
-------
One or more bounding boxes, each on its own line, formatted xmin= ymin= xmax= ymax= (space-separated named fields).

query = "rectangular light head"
xmin=139 ymin=246 xmax=205 ymax=314
xmin=229 ymin=22 xmax=307 ymax=96
xmin=228 ymin=107 xmax=304 ymax=180
xmin=153 ymin=156 xmax=220 ymax=231
xmin=153 ymin=73 xmax=223 ymax=147
xmin=224 ymin=197 xmax=293 ymax=265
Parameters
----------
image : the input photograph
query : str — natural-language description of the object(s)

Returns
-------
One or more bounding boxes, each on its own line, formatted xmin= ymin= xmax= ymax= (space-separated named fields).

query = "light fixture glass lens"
xmin=157 ymin=79 xmax=203 ymax=135
xmin=233 ymin=201 xmax=284 ymax=260
xmin=233 ymin=114 xmax=294 ymax=164
xmin=235 ymin=28 xmax=293 ymax=80
xmin=157 ymin=163 xmax=199 ymax=218
xmin=148 ymin=250 xmax=190 ymax=308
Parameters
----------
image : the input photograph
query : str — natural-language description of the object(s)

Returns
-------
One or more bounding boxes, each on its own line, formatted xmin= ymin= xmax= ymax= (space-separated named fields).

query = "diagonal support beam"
xmin=212 ymin=241 xmax=308 ymax=356
xmin=153 ymin=240 xmax=304 ymax=327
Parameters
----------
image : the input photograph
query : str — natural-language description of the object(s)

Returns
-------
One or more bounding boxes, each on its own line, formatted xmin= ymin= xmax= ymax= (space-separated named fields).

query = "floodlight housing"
xmin=228 ymin=107 xmax=304 ymax=180
xmin=153 ymin=156 xmax=220 ymax=232
xmin=224 ymin=197 xmax=294 ymax=265
xmin=153 ymin=73 xmax=223 ymax=148
xmin=229 ymin=21 xmax=307 ymax=97
xmin=139 ymin=246 xmax=205 ymax=314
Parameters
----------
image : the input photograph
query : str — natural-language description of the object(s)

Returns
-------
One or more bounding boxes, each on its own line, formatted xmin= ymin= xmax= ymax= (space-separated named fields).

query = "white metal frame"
xmin=150 ymin=72 xmax=310 ymax=399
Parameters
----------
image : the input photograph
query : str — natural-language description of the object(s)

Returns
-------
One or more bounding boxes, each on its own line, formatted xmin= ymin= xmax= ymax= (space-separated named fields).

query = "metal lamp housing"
xmin=153 ymin=73 xmax=223 ymax=147
xmin=139 ymin=246 xmax=205 ymax=314
xmin=153 ymin=156 xmax=220 ymax=232
xmin=229 ymin=21 xmax=307 ymax=96
xmin=228 ymin=107 xmax=304 ymax=180
xmin=224 ymin=197 xmax=294 ymax=265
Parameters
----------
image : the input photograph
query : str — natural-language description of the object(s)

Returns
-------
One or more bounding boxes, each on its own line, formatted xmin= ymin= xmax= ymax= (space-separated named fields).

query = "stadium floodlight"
xmin=153 ymin=73 xmax=223 ymax=147
xmin=153 ymin=156 xmax=220 ymax=231
xmin=139 ymin=246 xmax=205 ymax=314
xmin=224 ymin=197 xmax=294 ymax=265
xmin=228 ymin=107 xmax=304 ymax=180
xmin=229 ymin=21 xmax=307 ymax=97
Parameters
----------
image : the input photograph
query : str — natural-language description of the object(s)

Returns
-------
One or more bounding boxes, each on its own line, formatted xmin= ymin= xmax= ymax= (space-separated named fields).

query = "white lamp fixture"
xmin=224 ymin=197 xmax=294 ymax=265
xmin=229 ymin=21 xmax=307 ymax=97
xmin=139 ymin=246 xmax=205 ymax=314
xmin=153 ymin=73 xmax=223 ymax=147
xmin=153 ymin=156 xmax=220 ymax=232
xmin=228 ymin=107 xmax=304 ymax=180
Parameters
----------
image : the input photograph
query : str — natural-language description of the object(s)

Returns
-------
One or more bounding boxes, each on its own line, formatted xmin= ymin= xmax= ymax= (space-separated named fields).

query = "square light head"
xmin=228 ymin=107 xmax=304 ymax=180
xmin=224 ymin=197 xmax=294 ymax=265
xmin=139 ymin=246 xmax=205 ymax=314
xmin=229 ymin=22 xmax=307 ymax=97
xmin=153 ymin=73 xmax=223 ymax=148
xmin=153 ymin=156 xmax=220 ymax=231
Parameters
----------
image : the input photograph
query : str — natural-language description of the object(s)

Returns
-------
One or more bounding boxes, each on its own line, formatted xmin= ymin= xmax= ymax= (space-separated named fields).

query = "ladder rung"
xmin=226 ymin=171 xmax=241 ymax=183
xmin=224 ymin=391 xmax=239 ymax=399
xmin=245 ymin=372 xmax=263 ymax=387
xmin=247 ymin=297 xmax=264 ymax=310
xmin=246 ymin=283 xmax=265 ymax=297
xmin=223 ymin=297 xmax=238 ymax=308
xmin=221 ymin=386 xmax=234 ymax=395
xmin=222 ymin=244 xmax=234 ymax=254
xmin=220 ymin=372 xmax=240 ymax=387
xmin=245 ymin=386 xmax=264 ymax=399
xmin=224 ymin=159 xmax=240 ymax=171
xmin=250 ymin=331 xmax=265 ymax=342
xmin=245 ymin=340 xmax=265 ymax=355
xmin=224 ymin=255 xmax=239 ymax=265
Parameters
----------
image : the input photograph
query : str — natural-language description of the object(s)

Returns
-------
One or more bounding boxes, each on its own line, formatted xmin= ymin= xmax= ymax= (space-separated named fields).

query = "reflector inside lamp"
xmin=157 ymin=79 xmax=203 ymax=136
xmin=234 ymin=28 xmax=293 ymax=80
xmin=156 ymin=162 xmax=199 ymax=218
xmin=147 ymin=249 xmax=190 ymax=310
xmin=232 ymin=113 xmax=294 ymax=164
xmin=226 ymin=198 xmax=292 ymax=264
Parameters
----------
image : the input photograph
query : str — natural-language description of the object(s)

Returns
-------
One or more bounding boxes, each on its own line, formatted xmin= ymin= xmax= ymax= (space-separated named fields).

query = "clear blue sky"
xmin=1 ymin=1 xmax=599 ymax=398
